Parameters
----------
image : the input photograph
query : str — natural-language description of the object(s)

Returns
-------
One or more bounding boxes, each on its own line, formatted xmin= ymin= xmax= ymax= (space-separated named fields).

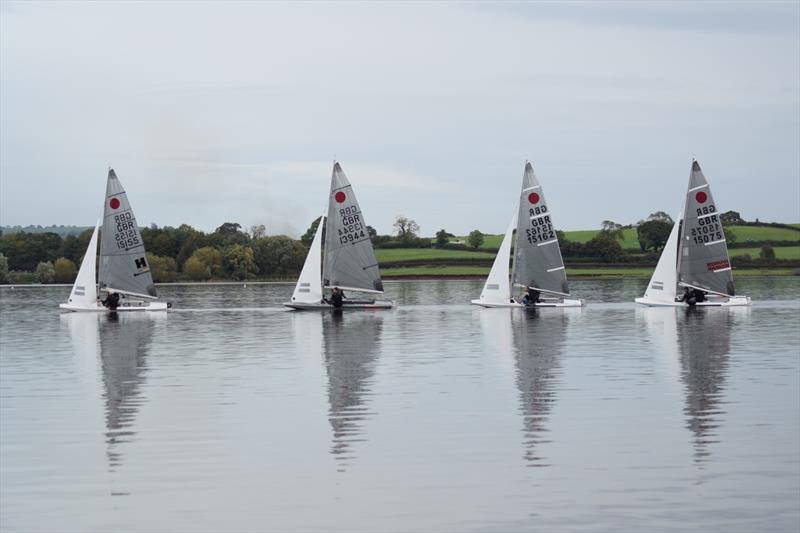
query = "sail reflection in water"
xmin=99 ymin=314 xmax=159 ymax=470
xmin=676 ymin=309 xmax=742 ymax=463
xmin=321 ymin=312 xmax=383 ymax=470
xmin=511 ymin=310 xmax=572 ymax=466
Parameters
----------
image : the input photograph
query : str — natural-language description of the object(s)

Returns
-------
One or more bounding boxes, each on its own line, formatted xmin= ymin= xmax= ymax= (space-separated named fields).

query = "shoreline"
xmin=1 ymin=268 xmax=797 ymax=288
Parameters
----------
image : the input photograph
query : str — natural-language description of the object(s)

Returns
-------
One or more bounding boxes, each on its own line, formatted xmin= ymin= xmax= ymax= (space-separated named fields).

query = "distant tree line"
xmin=0 ymin=225 xmax=90 ymax=237
xmin=0 ymin=215 xmax=435 ymax=283
xmin=0 ymin=222 xmax=309 ymax=284
xmin=1 ymin=211 xmax=796 ymax=284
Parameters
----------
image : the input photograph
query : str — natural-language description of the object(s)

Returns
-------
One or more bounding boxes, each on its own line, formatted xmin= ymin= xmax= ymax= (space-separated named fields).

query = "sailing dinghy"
xmin=635 ymin=160 xmax=750 ymax=307
xmin=472 ymin=162 xmax=583 ymax=308
xmin=284 ymin=162 xmax=393 ymax=310
xmin=61 ymin=169 xmax=169 ymax=312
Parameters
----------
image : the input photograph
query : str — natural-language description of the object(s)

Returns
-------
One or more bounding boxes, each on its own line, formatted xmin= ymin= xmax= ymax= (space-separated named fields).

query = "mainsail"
xmin=98 ymin=169 xmax=157 ymax=298
xmin=322 ymin=162 xmax=384 ymax=293
xmin=677 ymin=161 xmax=735 ymax=296
xmin=511 ymin=162 xmax=569 ymax=296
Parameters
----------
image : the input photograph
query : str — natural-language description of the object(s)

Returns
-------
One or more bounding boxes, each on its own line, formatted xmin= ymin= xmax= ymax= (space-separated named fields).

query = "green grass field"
xmin=725 ymin=226 xmax=800 ymax=242
xmin=381 ymin=233 xmax=798 ymax=272
xmin=463 ymin=230 xmax=644 ymax=250
xmin=375 ymin=248 xmax=495 ymax=261
xmin=461 ymin=224 xmax=799 ymax=251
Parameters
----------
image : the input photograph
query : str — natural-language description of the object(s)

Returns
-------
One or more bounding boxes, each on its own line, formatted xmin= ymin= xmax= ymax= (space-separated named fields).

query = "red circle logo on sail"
xmin=335 ymin=191 xmax=346 ymax=203
xmin=109 ymin=198 xmax=120 ymax=209
xmin=528 ymin=192 xmax=540 ymax=204
xmin=695 ymin=191 xmax=707 ymax=204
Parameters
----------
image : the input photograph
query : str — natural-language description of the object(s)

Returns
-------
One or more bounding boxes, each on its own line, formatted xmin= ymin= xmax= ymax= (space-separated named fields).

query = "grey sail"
xmin=322 ymin=162 xmax=384 ymax=293
xmin=677 ymin=161 xmax=735 ymax=296
xmin=511 ymin=162 xmax=570 ymax=296
xmin=98 ymin=169 xmax=157 ymax=298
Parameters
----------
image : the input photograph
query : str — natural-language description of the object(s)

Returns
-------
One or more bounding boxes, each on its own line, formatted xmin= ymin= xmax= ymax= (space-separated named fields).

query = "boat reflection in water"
xmin=62 ymin=312 xmax=159 ymax=471
xmin=676 ymin=307 xmax=744 ymax=463
xmin=510 ymin=309 xmax=574 ymax=466
xmin=99 ymin=313 xmax=158 ymax=470
xmin=322 ymin=311 xmax=384 ymax=471
xmin=642 ymin=305 xmax=744 ymax=463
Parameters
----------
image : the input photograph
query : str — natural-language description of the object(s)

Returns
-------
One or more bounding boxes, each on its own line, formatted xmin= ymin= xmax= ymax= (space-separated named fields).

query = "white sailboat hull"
xmin=635 ymin=295 xmax=750 ymax=307
xmin=531 ymin=298 xmax=584 ymax=308
xmin=284 ymin=299 xmax=393 ymax=310
xmin=60 ymin=300 xmax=169 ymax=312
xmin=471 ymin=298 xmax=584 ymax=308
xmin=471 ymin=299 xmax=521 ymax=308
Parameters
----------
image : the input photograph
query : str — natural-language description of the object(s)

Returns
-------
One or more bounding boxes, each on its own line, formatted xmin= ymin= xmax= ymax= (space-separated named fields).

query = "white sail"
xmin=290 ymin=216 xmax=325 ymax=304
xmin=476 ymin=206 xmax=517 ymax=305
xmin=511 ymin=162 xmax=570 ymax=296
xmin=322 ymin=162 xmax=384 ymax=294
xmin=65 ymin=220 xmax=101 ymax=308
xmin=640 ymin=212 xmax=682 ymax=304
xmin=99 ymin=169 xmax=157 ymax=298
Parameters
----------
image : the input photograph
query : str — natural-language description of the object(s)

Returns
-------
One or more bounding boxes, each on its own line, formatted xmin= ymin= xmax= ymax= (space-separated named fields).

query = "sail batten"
xmin=98 ymin=169 xmax=157 ymax=298
xmin=511 ymin=162 xmax=570 ymax=296
xmin=322 ymin=162 xmax=385 ymax=293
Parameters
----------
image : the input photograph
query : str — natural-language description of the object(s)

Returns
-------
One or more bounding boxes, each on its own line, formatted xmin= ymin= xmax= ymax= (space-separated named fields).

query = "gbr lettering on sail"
xmin=524 ymin=192 xmax=555 ymax=245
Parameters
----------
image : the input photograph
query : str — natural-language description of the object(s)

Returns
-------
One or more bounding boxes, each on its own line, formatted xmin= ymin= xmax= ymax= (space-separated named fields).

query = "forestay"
xmin=98 ymin=169 xmax=157 ymax=298
xmin=511 ymin=162 xmax=570 ymax=296
xmin=677 ymin=161 xmax=735 ymax=296
xmin=322 ymin=162 xmax=384 ymax=293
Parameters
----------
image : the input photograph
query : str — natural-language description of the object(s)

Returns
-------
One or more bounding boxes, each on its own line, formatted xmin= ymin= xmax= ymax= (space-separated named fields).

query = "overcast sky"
xmin=1 ymin=1 xmax=798 ymax=236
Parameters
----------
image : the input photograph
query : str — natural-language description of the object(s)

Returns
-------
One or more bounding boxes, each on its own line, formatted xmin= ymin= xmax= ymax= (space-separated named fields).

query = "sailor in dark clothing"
xmin=693 ymin=289 xmax=706 ymax=303
xmin=329 ymin=287 xmax=345 ymax=308
xmin=522 ymin=286 xmax=540 ymax=307
xmin=102 ymin=289 xmax=120 ymax=310
xmin=677 ymin=287 xmax=706 ymax=306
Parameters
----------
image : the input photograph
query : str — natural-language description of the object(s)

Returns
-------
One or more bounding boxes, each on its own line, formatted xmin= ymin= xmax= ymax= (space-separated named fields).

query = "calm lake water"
xmin=1 ymin=278 xmax=799 ymax=532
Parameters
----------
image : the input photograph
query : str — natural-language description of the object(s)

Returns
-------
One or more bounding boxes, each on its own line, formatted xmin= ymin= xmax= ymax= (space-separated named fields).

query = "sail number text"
xmin=689 ymin=206 xmax=723 ymax=245
xmin=337 ymin=206 xmax=366 ymax=245
xmin=525 ymin=207 xmax=555 ymax=245
xmin=113 ymin=212 xmax=141 ymax=249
